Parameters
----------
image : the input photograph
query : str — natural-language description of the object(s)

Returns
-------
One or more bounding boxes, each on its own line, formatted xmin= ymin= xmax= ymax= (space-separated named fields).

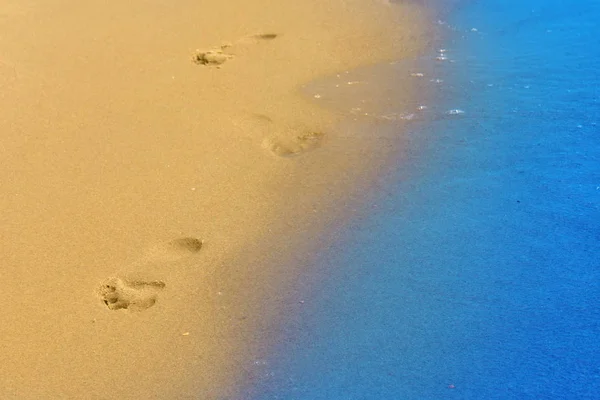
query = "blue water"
xmin=249 ymin=1 xmax=600 ymax=399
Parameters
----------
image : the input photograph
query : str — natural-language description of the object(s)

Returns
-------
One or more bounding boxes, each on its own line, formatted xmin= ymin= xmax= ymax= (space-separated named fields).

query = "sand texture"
xmin=0 ymin=0 xmax=431 ymax=398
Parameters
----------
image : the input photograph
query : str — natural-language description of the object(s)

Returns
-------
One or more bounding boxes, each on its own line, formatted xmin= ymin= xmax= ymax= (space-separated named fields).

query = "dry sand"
xmin=0 ymin=0 xmax=433 ymax=398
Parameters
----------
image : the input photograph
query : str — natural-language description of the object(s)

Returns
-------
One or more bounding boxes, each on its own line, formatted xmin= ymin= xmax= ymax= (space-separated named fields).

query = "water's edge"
xmin=248 ymin=1 xmax=600 ymax=398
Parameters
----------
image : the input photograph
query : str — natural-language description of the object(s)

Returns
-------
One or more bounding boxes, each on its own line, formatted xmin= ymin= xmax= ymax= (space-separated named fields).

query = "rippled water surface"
xmin=249 ymin=1 xmax=599 ymax=398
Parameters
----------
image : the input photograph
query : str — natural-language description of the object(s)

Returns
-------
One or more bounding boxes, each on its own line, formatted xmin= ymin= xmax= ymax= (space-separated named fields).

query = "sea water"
xmin=249 ymin=1 xmax=600 ymax=398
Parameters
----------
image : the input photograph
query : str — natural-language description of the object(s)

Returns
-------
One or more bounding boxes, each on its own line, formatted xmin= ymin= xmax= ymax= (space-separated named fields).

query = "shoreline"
xmin=246 ymin=1 xmax=600 ymax=397
xmin=0 ymin=1 xmax=435 ymax=398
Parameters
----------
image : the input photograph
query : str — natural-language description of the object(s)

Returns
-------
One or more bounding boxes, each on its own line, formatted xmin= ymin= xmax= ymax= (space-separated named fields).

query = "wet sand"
xmin=0 ymin=1 xmax=432 ymax=398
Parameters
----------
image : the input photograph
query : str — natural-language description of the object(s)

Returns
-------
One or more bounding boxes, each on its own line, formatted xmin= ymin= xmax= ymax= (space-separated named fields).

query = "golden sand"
xmin=0 ymin=1 xmax=433 ymax=398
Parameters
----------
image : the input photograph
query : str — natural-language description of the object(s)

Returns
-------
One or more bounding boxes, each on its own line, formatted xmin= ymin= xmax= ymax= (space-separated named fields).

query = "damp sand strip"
xmin=0 ymin=0 xmax=434 ymax=398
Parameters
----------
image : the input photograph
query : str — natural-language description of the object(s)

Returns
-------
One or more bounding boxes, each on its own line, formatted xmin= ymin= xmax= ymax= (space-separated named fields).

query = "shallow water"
xmin=248 ymin=0 xmax=600 ymax=399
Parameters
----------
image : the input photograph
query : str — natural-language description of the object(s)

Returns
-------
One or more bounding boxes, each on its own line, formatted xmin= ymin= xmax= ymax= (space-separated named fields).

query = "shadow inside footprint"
xmin=144 ymin=237 xmax=204 ymax=262
xmin=262 ymin=131 xmax=324 ymax=157
xmin=98 ymin=277 xmax=166 ymax=312
xmin=252 ymin=33 xmax=278 ymax=40
xmin=238 ymin=33 xmax=279 ymax=44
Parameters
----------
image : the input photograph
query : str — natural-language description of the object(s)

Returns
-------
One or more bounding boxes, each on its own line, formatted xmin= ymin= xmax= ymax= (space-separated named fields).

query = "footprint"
xmin=143 ymin=237 xmax=203 ymax=263
xmin=192 ymin=33 xmax=278 ymax=67
xmin=262 ymin=131 xmax=324 ymax=157
xmin=98 ymin=277 xmax=166 ymax=312
xmin=96 ymin=237 xmax=203 ymax=312
xmin=236 ymin=33 xmax=279 ymax=45
xmin=241 ymin=114 xmax=324 ymax=157
xmin=192 ymin=45 xmax=234 ymax=66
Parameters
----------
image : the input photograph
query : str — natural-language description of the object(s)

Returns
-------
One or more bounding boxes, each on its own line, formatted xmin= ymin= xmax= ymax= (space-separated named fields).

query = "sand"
xmin=0 ymin=0 xmax=433 ymax=398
